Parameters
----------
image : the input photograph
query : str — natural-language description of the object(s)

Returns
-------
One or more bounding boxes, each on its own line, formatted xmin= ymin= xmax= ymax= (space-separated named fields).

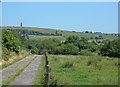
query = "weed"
xmin=113 ymin=59 xmax=120 ymax=66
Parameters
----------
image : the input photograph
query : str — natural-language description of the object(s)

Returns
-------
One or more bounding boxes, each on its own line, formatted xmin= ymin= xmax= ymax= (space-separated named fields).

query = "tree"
xmin=100 ymin=39 xmax=120 ymax=58
xmin=55 ymin=43 xmax=79 ymax=55
xmin=77 ymin=37 xmax=88 ymax=51
xmin=40 ymin=39 xmax=60 ymax=54
xmin=2 ymin=30 xmax=20 ymax=54
xmin=87 ymin=42 xmax=99 ymax=52
xmin=65 ymin=35 xmax=79 ymax=46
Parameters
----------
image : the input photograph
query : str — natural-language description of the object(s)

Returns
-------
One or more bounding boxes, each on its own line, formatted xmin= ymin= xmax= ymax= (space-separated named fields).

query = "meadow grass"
xmin=1 ymin=55 xmax=37 ymax=86
xmin=48 ymin=55 xmax=118 ymax=85
xmin=31 ymin=55 xmax=45 ymax=86
xmin=29 ymin=35 xmax=65 ymax=41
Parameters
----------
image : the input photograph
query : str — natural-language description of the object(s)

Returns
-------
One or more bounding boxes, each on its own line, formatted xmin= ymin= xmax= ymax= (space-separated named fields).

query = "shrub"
xmin=2 ymin=47 xmax=10 ymax=61
xmin=87 ymin=42 xmax=99 ymax=52
xmin=100 ymin=39 xmax=120 ymax=58
xmin=55 ymin=43 xmax=79 ymax=55
xmin=79 ymin=49 xmax=95 ymax=56
xmin=2 ymin=30 xmax=20 ymax=54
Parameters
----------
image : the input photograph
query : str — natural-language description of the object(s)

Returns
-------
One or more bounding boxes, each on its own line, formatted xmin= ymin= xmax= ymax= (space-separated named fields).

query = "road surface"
xmin=10 ymin=55 xmax=41 ymax=85
xmin=0 ymin=55 xmax=33 ymax=81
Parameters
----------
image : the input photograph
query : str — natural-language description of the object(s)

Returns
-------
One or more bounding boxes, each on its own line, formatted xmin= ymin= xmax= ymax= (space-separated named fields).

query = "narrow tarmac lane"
xmin=10 ymin=55 xmax=42 ymax=85
xmin=0 ymin=55 xmax=33 ymax=81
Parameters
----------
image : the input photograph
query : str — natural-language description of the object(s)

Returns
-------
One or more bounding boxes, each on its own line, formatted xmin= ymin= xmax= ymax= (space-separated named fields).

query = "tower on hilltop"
xmin=20 ymin=22 xmax=22 ymax=28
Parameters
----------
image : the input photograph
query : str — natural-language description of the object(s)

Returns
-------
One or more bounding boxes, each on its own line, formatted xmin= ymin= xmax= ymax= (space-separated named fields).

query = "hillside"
xmin=2 ymin=26 xmax=118 ymax=45
xmin=2 ymin=26 xmax=70 ymax=33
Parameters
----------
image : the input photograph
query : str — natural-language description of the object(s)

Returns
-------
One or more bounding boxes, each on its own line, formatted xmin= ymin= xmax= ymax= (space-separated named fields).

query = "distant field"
xmin=49 ymin=55 xmax=118 ymax=85
xmin=62 ymin=32 xmax=118 ymax=41
xmin=29 ymin=35 xmax=66 ymax=41
xmin=3 ymin=26 xmax=118 ymax=41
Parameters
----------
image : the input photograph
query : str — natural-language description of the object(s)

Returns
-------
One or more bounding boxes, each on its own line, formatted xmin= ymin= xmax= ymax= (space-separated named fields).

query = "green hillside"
xmin=2 ymin=26 xmax=118 ymax=46
xmin=2 ymin=26 xmax=118 ymax=40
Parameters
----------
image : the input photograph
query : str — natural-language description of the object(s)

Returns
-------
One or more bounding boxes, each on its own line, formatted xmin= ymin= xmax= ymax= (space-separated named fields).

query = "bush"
xmin=55 ymin=43 xmax=79 ymax=55
xmin=2 ymin=47 xmax=10 ymax=61
xmin=87 ymin=42 xmax=99 ymax=52
xmin=2 ymin=30 xmax=20 ymax=54
xmin=39 ymin=39 xmax=60 ymax=54
xmin=65 ymin=35 xmax=79 ymax=45
xmin=79 ymin=49 xmax=95 ymax=56
xmin=100 ymin=39 xmax=120 ymax=58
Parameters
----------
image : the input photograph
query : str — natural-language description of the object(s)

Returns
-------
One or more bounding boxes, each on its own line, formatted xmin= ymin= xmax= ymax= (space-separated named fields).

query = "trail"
xmin=0 ymin=55 xmax=33 ymax=81
xmin=9 ymin=55 xmax=41 ymax=85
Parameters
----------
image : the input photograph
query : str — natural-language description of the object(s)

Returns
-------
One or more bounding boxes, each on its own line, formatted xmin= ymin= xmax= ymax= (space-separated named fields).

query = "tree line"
xmin=2 ymin=30 xmax=120 ymax=61
xmin=3 ymin=29 xmax=62 ymax=36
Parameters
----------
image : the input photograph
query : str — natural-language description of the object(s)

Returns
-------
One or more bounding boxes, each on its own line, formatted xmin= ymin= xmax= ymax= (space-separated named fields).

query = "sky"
xmin=2 ymin=2 xmax=118 ymax=33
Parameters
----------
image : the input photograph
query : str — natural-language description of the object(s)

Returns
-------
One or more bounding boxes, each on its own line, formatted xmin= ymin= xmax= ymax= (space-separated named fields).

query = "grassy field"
xmin=48 ymin=55 xmax=118 ymax=85
xmin=29 ymin=35 xmax=65 ymax=41
xmin=62 ymin=32 xmax=118 ymax=41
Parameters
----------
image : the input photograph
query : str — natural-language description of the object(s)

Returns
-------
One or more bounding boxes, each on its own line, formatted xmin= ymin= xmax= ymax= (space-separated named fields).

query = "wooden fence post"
xmin=44 ymin=50 xmax=50 ymax=87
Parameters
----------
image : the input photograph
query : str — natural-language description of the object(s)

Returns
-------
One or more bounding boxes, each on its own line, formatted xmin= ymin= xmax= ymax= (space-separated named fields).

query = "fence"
xmin=44 ymin=50 xmax=50 ymax=86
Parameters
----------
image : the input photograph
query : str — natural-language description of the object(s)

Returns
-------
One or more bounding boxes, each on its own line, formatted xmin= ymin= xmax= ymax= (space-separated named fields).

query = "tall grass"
xmin=48 ymin=55 xmax=118 ymax=85
xmin=86 ymin=57 xmax=102 ymax=70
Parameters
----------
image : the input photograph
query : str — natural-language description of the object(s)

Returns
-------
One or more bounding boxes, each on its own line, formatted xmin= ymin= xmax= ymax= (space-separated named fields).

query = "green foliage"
xmin=2 ymin=30 xmax=20 ymax=54
xmin=40 ymin=38 xmax=60 ymax=54
xmin=2 ymin=47 xmax=10 ymax=61
xmin=100 ymin=39 xmax=120 ymax=58
xmin=79 ymin=49 xmax=95 ymax=56
xmin=2 ymin=29 xmax=119 ymax=58
xmin=55 ymin=43 xmax=79 ymax=55
xmin=65 ymin=35 xmax=79 ymax=45
xmin=54 ymin=36 xmax=99 ymax=55
xmin=87 ymin=41 xmax=99 ymax=52
xmin=77 ymin=37 xmax=89 ymax=51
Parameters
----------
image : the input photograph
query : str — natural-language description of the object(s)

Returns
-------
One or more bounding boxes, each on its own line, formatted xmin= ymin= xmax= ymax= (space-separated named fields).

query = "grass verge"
xmin=0 ymin=51 xmax=30 ymax=71
xmin=31 ymin=55 xmax=45 ymax=86
xmin=1 ymin=55 xmax=37 ymax=86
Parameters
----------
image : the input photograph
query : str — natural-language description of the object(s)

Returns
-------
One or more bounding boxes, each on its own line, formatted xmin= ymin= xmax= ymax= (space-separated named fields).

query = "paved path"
xmin=10 ymin=55 xmax=41 ymax=85
xmin=0 ymin=55 xmax=33 ymax=81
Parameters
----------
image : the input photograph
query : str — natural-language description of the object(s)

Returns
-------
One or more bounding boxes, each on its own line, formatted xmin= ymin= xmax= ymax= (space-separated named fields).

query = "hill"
xmin=2 ymin=26 xmax=118 ymax=44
